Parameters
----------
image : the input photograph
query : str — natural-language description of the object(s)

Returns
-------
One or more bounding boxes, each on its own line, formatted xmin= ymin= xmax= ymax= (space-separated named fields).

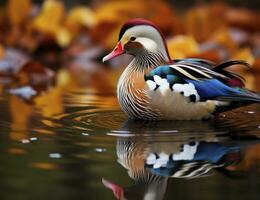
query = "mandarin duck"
xmin=103 ymin=19 xmax=260 ymax=120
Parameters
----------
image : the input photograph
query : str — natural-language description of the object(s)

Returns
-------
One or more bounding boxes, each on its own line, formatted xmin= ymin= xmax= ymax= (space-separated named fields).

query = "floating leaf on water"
xmin=8 ymin=148 xmax=27 ymax=154
xmin=30 ymin=162 xmax=58 ymax=170
xmin=17 ymin=60 xmax=55 ymax=86
xmin=8 ymin=86 xmax=37 ymax=100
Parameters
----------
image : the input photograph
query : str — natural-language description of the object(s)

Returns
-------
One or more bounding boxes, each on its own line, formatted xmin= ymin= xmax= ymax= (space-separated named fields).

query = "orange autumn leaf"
xmin=7 ymin=0 xmax=31 ymax=26
xmin=167 ymin=35 xmax=199 ymax=59
xmin=185 ymin=4 xmax=228 ymax=42
xmin=232 ymin=48 xmax=255 ymax=66
xmin=0 ymin=44 xmax=5 ymax=59
xmin=8 ymin=148 xmax=27 ymax=155
xmin=30 ymin=162 xmax=58 ymax=170
xmin=226 ymin=8 xmax=259 ymax=32
xmin=190 ymin=50 xmax=222 ymax=63
xmin=211 ymin=28 xmax=238 ymax=54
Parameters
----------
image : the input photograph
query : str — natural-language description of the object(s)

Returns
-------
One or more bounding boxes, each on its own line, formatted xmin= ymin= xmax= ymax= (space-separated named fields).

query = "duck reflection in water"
xmin=103 ymin=120 xmax=259 ymax=200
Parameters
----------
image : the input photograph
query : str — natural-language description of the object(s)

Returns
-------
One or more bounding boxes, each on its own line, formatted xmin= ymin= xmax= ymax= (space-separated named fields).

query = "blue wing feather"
xmin=186 ymin=79 xmax=242 ymax=101
xmin=145 ymin=63 xmax=260 ymax=103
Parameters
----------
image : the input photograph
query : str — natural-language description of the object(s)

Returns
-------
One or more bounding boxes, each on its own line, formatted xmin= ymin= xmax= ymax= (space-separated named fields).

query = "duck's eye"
xmin=130 ymin=36 xmax=136 ymax=41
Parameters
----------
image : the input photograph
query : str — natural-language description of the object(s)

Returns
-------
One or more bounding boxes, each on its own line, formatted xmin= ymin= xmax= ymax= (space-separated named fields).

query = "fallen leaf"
xmin=8 ymin=86 xmax=37 ymax=100
xmin=17 ymin=60 xmax=55 ymax=86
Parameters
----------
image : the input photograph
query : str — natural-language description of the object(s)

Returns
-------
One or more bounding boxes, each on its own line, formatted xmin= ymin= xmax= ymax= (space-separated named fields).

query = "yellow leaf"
xmin=33 ymin=0 xmax=65 ymax=34
xmin=67 ymin=7 xmax=97 ymax=28
xmin=7 ymin=0 xmax=31 ymax=26
xmin=167 ymin=35 xmax=199 ymax=59
xmin=94 ymin=1 xmax=143 ymax=23
xmin=211 ymin=28 xmax=237 ymax=54
xmin=55 ymin=27 xmax=72 ymax=47
xmin=232 ymin=48 xmax=255 ymax=66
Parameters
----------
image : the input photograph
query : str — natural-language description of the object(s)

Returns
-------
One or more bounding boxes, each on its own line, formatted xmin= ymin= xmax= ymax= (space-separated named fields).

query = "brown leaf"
xmin=0 ymin=44 xmax=5 ymax=59
xmin=17 ymin=60 xmax=55 ymax=86
xmin=226 ymin=8 xmax=259 ymax=32
xmin=185 ymin=4 xmax=228 ymax=42
xmin=190 ymin=50 xmax=223 ymax=63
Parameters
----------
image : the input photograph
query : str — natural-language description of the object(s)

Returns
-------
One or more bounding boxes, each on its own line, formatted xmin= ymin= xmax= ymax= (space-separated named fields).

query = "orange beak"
xmin=102 ymin=42 xmax=125 ymax=62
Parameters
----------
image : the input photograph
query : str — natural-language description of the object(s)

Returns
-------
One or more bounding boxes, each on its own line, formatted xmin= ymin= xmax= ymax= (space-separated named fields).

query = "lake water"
xmin=0 ymin=67 xmax=259 ymax=200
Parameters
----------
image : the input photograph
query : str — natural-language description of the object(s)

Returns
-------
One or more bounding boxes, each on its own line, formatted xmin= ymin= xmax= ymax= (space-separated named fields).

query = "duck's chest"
xmin=117 ymin=68 xmax=159 ymax=120
xmin=117 ymin=67 xmax=217 ymax=120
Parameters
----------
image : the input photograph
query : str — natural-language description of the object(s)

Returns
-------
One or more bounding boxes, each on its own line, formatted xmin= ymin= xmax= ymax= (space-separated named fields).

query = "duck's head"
xmin=102 ymin=18 xmax=171 ymax=63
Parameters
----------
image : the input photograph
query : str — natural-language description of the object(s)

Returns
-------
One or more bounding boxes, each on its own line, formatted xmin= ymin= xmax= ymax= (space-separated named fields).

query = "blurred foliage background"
xmin=0 ymin=0 xmax=259 ymax=101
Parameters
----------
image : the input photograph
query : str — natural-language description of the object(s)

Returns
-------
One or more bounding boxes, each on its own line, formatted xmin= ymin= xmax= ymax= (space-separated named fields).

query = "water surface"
xmin=0 ymin=68 xmax=260 ymax=200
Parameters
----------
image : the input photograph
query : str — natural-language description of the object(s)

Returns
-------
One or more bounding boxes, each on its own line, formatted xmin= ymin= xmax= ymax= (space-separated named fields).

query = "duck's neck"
xmin=131 ymin=51 xmax=169 ymax=73
xmin=117 ymin=52 xmax=167 ymax=120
